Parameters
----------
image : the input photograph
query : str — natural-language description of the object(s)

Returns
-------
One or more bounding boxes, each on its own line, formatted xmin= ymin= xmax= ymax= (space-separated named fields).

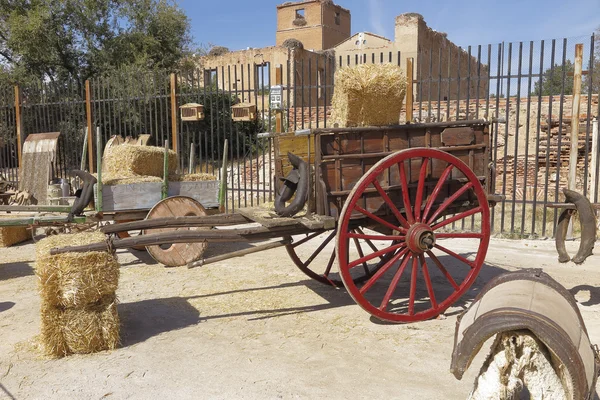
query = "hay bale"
xmin=101 ymin=173 xmax=163 ymax=186
xmin=169 ymin=173 xmax=217 ymax=182
xmin=0 ymin=226 xmax=30 ymax=247
xmin=103 ymin=144 xmax=178 ymax=179
xmin=41 ymin=295 xmax=119 ymax=357
xmin=330 ymin=64 xmax=407 ymax=127
xmin=36 ymin=232 xmax=119 ymax=308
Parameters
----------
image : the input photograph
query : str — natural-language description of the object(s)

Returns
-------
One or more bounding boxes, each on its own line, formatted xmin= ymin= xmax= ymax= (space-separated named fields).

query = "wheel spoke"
xmin=292 ymin=230 xmax=328 ymax=248
xmin=431 ymin=207 xmax=482 ymax=231
xmin=302 ymin=230 xmax=336 ymax=267
xmin=354 ymin=228 xmax=392 ymax=258
xmin=422 ymin=164 xmax=454 ymax=222
xmin=352 ymin=236 xmax=370 ymax=276
xmin=434 ymin=244 xmax=476 ymax=268
xmin=427 ymin=250 xmax=460 ymax=290
xmin=414 ymin=157 xmax=429 ymax=222
xmin=408 ymin=256 xmax=419 ymax=316
xmin=398 ymin=161 xmax=415 ymax=224
xmin=372 ymin=180 xmax=410 ymax=229
xmin=354 ymin=205 xmax=401 ymax=232
xmin=435 ymin=232 xmax=485 ymax=239
xmin=323 ymin=247 xmax=336 ymax=278
xmin=348 ymin=232 xmax=406 ymax=241
xmin=419 ymin=254 xmax=438 ymax=309
xmin=360 ymin=248 xmax=409 ymax=295
xmin=426 ymin=182 xmax=474 ymax=225
xmin=348 ymin=242 xmax=406 ymax=269
xmin=378 ymin=252 xmax=412 ymax=310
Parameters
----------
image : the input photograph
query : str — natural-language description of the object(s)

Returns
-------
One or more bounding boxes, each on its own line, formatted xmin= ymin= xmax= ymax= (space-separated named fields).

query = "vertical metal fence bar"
xmin=510 ymin=42 xmax=523 ymax=235
xmin=532 ymin=40 xmax=545 ymax=235
xmin=520 ymin=41 xmax=534 ymax=236
xmin=542 ymin=40 xmax=557 ymax=237
xmin=552 ymin=38 xmax=568 ymax=236
xmin=500 ymin=43 xmax=513 ymax=234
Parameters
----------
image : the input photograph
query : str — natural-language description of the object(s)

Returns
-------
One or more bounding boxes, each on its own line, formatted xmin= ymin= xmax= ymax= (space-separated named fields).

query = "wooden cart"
xmin=53 ymin=119 xmax=499 ymax=323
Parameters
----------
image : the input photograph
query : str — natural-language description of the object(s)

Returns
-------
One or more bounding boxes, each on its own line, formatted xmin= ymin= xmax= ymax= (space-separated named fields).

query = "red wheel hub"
xmin=406 ymin=223 xmax=435 ymax=254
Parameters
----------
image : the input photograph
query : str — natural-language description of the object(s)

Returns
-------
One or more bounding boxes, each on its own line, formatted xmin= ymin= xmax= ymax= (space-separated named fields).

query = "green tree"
xmin=0 ymin=0 xmax=192 ymax=86
xmin=532 ymin=60 xmax=574 ymax=96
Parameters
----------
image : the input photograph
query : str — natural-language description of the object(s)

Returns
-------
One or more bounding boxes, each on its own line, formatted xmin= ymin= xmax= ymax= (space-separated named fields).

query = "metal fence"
xmin=0 ymin=33 xmax=598 ymax=238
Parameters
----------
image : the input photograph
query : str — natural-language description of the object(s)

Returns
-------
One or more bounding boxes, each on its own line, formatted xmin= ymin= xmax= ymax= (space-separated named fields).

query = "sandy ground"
xmin=0 ymin=236 xmax=599 ymax=400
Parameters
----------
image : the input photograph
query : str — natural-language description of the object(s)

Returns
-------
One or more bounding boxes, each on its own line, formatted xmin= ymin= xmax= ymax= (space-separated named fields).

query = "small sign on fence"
xmin=270 ymin=85 xmax=283 ymax=111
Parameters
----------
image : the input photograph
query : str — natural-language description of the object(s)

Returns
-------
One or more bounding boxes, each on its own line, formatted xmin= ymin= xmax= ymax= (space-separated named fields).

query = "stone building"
xmin=334 ymin=13 xmax=489 ymax=101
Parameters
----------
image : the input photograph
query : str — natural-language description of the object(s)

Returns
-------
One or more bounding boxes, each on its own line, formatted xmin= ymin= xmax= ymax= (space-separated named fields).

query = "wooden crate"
xmin=99 ymin=180 xmax=220 ymax=212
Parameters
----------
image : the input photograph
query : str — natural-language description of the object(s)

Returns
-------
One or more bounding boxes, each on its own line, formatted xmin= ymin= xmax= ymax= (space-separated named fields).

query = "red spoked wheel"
xmin=286 ymin=228 xmax=395 ymax=287
xmin=337 ymin=148 xmax=490 ymax=323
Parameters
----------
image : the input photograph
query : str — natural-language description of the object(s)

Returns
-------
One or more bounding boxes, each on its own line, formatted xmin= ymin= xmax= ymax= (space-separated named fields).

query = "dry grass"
xmin=36 ymin=231 xmax=120 ymax=308
xmin=41 ymin=295 xmax=119 ymax=357
xmin=330 ymin=64 xmax=406 ymax=127
xmin=169 ymin=173 xmax=217 ymax=182
xmin=103 ymin=144 xmax=178 ymax=179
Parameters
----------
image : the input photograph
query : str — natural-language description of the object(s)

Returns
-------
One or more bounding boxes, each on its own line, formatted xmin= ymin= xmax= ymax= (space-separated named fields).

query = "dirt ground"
xmin=1 ymin=235 xmax=599 ymax=400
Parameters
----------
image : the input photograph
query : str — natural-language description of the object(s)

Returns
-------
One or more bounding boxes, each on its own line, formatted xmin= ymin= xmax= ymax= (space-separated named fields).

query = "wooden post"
xmin=80 ymin=127 xmax=88 ymax=170
xmin=591 ymin=118 xmax=599 ymax=202
xmin=275 ymin=65 xmax=283 ymax=133
xmin=162 ymin=140 xmax=169 ymax=200
xmin=14 ymin=85 xmax=23 ymax=169
xmin=85 ymin=80 xmax=94 ymax=173
xmin=219 ymin=139 xmax=228 ymax=212
xmin=568 ymin=44 xmax=584 ymax=191
xmin=188 ymin=143 xmax=195 ymax=174
xmin=96 ymin=126 xmax=103 ymax=212
xmin=406 ymin=58 xmax=414 ymax=123
xmin=170 ymin=73 xmax=178 ymax=153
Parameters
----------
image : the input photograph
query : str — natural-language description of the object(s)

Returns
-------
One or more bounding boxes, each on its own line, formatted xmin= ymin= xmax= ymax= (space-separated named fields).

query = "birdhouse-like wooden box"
xmin=180 ymin=103 xmax=205 ymax=121
xmin=231 ymin=103 xmax=257 ymax=122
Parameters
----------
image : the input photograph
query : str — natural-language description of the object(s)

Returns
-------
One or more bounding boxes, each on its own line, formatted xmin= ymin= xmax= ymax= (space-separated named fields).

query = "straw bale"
xmin=36 ymin=232 xmax=119 ymax=308
xmin=103 ymin=144 xmax=178 ymax=179
xmin=101 ymin=173 xmax=162 ymax=186
xmin=0 ymin=225 xmax=30 ymax=247
xmin=330 ymin=64 xmax=406 ymax=127
xmin=169 ymin=173 xmax=217 ymax=182
xmin=41 ymin=295 xmax=120 ymax=357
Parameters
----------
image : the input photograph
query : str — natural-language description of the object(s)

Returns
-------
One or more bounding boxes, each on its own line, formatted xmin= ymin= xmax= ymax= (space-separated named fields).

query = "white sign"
xmin=270 ymin=85 xmax=283 ymax=111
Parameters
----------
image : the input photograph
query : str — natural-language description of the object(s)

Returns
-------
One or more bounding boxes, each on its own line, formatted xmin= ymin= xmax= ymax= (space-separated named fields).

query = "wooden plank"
xmin=406 ymin=58 xmax=414 ymax=123
xmin=14 ymin=85 xmax=23 ymax=169
xmin=101 ymin=183 xmax=163 ymax=211
xmin=441 ymin=127 xmax=475 ymax=146
xmin=169 ymin=181 xmax=220 ymax=209
xmin=237 ymin=207 xmax=301 ymax=228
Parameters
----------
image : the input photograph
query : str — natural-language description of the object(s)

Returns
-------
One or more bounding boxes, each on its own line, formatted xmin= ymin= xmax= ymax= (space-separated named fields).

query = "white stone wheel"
xmin=143 ymin=196 xmax=208 ymax=267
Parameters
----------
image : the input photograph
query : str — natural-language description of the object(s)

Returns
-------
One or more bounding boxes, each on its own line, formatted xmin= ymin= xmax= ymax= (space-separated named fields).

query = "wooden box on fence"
xmin=180 ymin=103 xmax=205 ymax=121
xmin=98 ymin=180 xmax=221 ymax=212
xmin=274 ymin=131 xmax=317 ymax=212
xmin=231 ymin=103 xmax=257 ymax=122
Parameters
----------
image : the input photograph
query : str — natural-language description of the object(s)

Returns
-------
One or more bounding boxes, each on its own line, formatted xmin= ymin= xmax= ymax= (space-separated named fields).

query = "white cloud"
xmin=367 ymin=0 xmax=386 ymax=37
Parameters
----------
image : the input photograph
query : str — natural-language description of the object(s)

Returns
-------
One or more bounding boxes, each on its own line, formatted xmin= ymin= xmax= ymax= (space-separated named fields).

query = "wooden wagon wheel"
xmin=143 ymin=196 xmax=208 ymax=267
xmin=285 ymin=229 xmax=397 ymax=287
xmin=337 ymin=148 xmax=490 ymax=323
xmin=115 ymin=220 xmax=146 ymax=251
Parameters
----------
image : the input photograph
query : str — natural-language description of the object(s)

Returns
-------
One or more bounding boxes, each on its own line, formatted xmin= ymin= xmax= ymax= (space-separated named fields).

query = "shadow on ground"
xmin=0 ymin=301 xmax=15 ymax=313
xmin=569 ymin=284 xmax=600 ymax=307
xmin=0 ymin=262 xmax=34 ymax=281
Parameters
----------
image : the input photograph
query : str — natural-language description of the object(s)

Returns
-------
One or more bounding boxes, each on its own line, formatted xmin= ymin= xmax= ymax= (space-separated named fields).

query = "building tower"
xmin=276 ymin=0 xmax=351 ymax=51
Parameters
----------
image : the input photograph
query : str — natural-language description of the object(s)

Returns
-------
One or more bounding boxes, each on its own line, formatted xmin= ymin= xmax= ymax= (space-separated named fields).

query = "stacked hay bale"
xmin=101 ymin=144 xmax=216 ymax=185
xmin=0 ymin=224 xmax=30 ymax=247
xmin=330 ymin=64 xmax=407 ymax=127
xmin=36 ymin=232 xmax=120 ymax=357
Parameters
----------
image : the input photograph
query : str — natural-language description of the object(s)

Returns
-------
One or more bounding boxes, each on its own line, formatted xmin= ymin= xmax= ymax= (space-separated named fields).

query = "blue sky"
xmin=178 ymin=0 xmax=600 ymax=51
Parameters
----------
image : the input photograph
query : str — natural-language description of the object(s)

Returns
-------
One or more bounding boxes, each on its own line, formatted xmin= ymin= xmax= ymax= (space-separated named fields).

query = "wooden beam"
xmin=85 ymin=80 xmax=94 ymax=172
xmin=14 ymin=85 xmax=23 ymax=169
xmin=406 ymin=58 xmax=414 ymax=123
xmin=170 ymin=73 xmax=178 ymax=153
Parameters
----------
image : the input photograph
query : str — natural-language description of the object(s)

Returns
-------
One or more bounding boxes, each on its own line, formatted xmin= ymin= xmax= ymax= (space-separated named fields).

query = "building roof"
xmin=333 ymin=32 xmax=392 ymax=48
